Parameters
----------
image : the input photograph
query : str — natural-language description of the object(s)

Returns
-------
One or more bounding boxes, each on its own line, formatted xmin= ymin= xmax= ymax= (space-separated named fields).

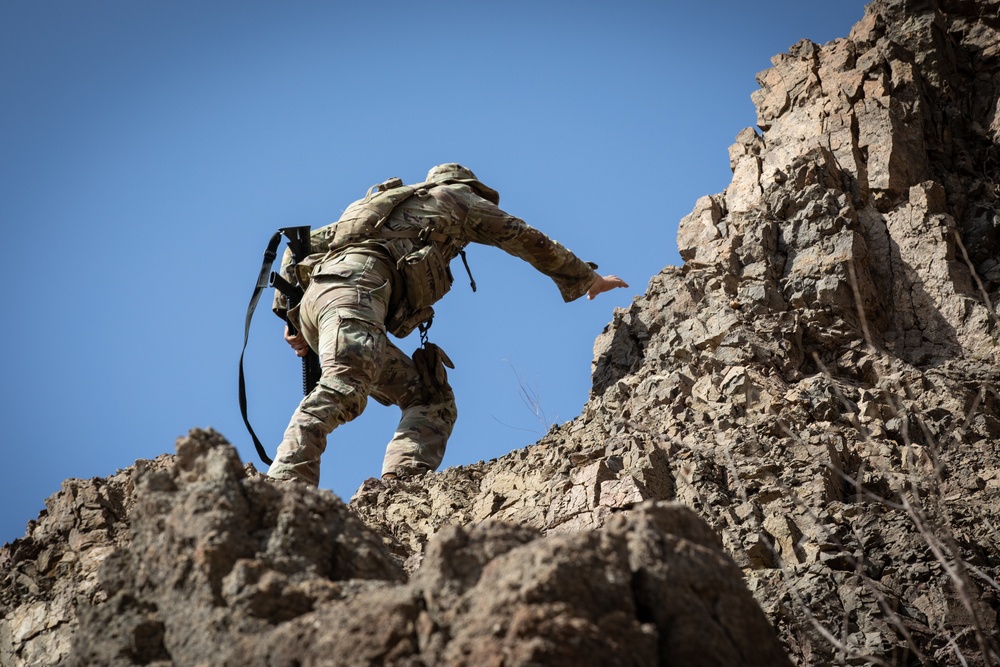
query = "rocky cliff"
xmin=3 ymin=0 xmax=999 ymax=665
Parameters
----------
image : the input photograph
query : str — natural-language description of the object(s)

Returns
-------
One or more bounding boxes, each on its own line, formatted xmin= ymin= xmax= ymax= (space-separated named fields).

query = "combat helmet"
xmin=426 ymin=163 xmax=500 ymax=205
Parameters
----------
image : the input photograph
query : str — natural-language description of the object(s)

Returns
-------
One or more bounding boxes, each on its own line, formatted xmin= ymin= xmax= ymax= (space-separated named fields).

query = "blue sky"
xmin=1 ymin=0 xmax=870 ymax=545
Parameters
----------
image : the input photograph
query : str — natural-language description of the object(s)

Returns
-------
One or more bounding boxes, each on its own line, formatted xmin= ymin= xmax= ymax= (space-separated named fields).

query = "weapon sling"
xmin=238 ymin=226 xmax=320 ymax=466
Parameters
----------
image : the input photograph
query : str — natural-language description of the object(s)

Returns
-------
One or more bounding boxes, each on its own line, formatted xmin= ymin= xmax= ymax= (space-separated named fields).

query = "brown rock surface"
xmin=358 ymin=0 xmax=1000 ymax=662
xmin=3 ymin=0 xmax=999 ymax=665
xmin=1 ymin=430 xmax=788 ymax=666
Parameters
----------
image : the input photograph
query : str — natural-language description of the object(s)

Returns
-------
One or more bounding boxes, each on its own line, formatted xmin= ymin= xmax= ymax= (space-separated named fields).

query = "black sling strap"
xmin=238 ymin=231 xmax=283 ymax=466
xmin=238 ymin=227 xmax=319 ymax=466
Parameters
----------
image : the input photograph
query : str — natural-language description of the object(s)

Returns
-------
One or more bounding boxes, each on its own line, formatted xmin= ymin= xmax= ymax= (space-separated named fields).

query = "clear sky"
xmin=1 ymin=0 xmax=870 ymax=546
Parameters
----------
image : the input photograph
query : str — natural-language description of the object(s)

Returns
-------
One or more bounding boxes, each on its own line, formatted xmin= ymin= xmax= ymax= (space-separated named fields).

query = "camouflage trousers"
xmin=267 ymin=251 xmax=457 ymax=486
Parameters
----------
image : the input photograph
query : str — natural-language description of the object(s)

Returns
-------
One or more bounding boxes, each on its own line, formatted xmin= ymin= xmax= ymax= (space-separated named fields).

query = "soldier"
xmin=268 ymin=163 xmax=628 ymax=486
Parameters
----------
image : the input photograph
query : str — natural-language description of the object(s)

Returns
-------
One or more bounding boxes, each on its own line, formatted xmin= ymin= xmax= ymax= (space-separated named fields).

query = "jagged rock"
xmin=231 ymin=502 xmax=790 ymax=667
xmin=1 ymin=431 xmax=789 ymax=667
xmin=3 ymin=0 xmax=1000 ymax=665
xmin=1 ymin=430 xmax=404 ymax=667
xmin=357 ymin=0 xmax=1000 ymax=664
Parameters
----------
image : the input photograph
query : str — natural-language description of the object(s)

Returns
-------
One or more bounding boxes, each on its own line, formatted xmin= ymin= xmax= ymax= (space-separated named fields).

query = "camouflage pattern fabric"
xmin=268 ymin=167 xmax=599 ymax=485
xmin=387 ymin=182 xmax=599 ymax=303
xmin=273 ymin=180 xmax=599 ymax=322
xmin=267 ymin=251 xmax=457 ymax=485
xmin=369 ymin=342 xmax=456 ymax=477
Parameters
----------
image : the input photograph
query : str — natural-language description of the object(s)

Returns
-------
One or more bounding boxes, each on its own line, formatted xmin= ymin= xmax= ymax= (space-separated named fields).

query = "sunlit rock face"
xmin=1 ymin=431 xmax=790 ymax=667
xmin=2 ymin=1 xmax=998 ymax=665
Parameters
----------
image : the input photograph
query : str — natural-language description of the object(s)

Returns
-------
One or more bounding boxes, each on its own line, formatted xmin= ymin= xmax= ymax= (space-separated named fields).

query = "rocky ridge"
xmin=356 ymin=0 xmax=1000 ymax=661
xmin=3 ymin=0 xmax=1000 ymax=665
xmin=1 ymin=431 xmax=789 ymax=666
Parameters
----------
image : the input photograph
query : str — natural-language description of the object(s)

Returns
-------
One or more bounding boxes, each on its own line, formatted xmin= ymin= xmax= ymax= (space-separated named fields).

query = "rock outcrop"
xmin=2 ymin=0 xmax=999 ymax=665
xmin=357 ymin=0 xmax=1000 ymax=662
xmin=1 ymin=430 xmax=789 ymax=666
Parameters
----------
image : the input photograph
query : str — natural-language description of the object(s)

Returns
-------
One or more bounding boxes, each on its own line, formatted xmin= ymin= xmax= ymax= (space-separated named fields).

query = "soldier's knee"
xmin=306 ymin=374 xmax=369 ymax=424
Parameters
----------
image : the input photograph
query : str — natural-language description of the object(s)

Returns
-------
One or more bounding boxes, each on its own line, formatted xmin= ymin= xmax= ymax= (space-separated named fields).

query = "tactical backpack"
xmin=303 ymin=177 xmax=475 ymax=337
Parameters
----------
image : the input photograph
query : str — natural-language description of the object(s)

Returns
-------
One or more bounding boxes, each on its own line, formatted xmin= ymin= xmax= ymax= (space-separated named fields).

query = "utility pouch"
xmin=294 ymin=254 xmax=326 ymax=289
xmin=386 ymin=304 xmax=435 ymax=338
xmin=397 ymin=241 xmax=454 ymax=312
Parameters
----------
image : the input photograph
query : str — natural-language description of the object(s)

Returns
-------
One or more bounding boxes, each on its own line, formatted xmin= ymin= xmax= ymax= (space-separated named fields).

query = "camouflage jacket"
xmin=272 ymin=181 xmax=598 ymax=325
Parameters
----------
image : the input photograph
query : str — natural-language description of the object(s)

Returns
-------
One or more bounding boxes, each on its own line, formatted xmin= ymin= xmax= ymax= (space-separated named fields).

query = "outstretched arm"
xmin=587 ymin=274 xmax=629 ymax=300
xmin=439 ymin=187 xmax=627 ymax=302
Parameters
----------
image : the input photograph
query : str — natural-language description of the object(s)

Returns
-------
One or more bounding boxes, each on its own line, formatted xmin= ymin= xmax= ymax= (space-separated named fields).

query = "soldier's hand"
xmin=587 ymin=274 xmax=629 ymax=300
xmin=284 ymin=325 xmax=310 ymax=358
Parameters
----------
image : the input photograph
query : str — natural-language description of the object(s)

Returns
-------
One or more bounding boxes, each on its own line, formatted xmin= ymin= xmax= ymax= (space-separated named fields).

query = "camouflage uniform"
xmin=268 ymin=164 xmax=598 ymax=486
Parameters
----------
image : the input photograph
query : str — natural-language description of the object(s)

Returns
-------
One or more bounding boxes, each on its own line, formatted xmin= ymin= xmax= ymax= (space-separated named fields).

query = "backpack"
xmin=300 ymin=177 xmax=473 ymax=337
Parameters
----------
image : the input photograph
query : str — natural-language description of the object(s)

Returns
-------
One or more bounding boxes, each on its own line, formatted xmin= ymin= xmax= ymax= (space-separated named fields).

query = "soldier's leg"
xmin=268 ymin=253 xmax=392 ymax=485
xmin=369 ymin=340 xmax=458 ymax=477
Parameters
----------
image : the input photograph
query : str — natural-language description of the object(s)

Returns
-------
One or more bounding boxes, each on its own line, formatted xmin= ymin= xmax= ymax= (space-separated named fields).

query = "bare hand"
xmin=587 ymin=274 xmax=629 ymax=300
xmin=284 ymin=325 xmax=310 ymax=358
